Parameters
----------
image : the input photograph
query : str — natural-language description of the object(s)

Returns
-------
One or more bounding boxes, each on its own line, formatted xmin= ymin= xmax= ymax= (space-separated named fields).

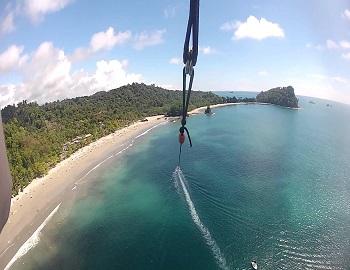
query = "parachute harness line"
xmin=178 ymin=0 xmax=199 ymax=166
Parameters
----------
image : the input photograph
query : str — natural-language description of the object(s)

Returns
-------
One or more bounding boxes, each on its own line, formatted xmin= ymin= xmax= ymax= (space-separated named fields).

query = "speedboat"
xmin=251 ymin=260 xmax=257 ymax=269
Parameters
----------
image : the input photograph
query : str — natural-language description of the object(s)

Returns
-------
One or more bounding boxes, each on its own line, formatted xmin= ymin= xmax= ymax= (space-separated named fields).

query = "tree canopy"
xmin=256 ymin=86 xmax=299 ymax=108
xmin=1 ymin=83 xmax=299 ymax=195
xmin=1 ymin=83 xmax=223 ymax=195
xmin=221 ymin=96 xmax=256 ymax=103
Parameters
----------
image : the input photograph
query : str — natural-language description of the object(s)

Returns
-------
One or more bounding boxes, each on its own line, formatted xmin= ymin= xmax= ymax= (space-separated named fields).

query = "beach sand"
xmin=0 ymin=115 xmax=167 ymax=269
xmin=188 ymin=103 xmax=238 ymax=115
xmin=0 ymin=103 xmax=239 ymax=269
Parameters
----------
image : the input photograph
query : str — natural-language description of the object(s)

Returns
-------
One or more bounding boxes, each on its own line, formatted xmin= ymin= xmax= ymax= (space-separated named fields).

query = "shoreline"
xmin=188 ymin=102 xmax=240 ymax=114
xmin=0 ymin=114 xmax=167 ymax=269
xmin=188 ymin=102 xmax=301 ymax=114
xmin=188 ymin=102 xmax=272 ymax=115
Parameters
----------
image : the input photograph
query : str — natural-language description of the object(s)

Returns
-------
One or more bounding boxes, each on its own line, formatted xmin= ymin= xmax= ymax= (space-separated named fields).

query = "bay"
xmin=13 ymin=96 xmax=350 ymax=269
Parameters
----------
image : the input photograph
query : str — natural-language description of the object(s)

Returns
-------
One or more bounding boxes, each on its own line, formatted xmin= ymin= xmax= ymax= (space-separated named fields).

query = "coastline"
xmin=0 ymin=101 xmax=262 ymax=268
xmin=188 ymin=102 xmax=272 ymax=115
xmin=188 ymin=102 xmax=301 ymax=114
xmin=188 ymin=102 xmax=241 ymax=115
xmin=0 ymin=114 xmax=167 ymax=269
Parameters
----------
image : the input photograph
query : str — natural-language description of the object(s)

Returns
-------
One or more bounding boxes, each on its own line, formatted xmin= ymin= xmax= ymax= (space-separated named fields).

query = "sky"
xmin=0 ymin=0 xmax=350 ymax=108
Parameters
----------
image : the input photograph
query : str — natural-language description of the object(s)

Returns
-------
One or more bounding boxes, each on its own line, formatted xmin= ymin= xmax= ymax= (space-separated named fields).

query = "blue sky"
xmin=0 ymin=0 xmax=350 ymax=107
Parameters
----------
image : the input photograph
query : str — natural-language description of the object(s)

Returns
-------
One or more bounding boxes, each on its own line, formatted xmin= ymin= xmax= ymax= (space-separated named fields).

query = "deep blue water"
xmin=12 ymin=97 xmax=350 ymax=269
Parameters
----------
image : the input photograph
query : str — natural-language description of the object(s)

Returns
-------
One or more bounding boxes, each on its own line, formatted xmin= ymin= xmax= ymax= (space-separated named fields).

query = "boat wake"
xmin=173 ymin=166 xmax=229 ymax=270
xmin=4 ymin=204 xmax=61 ymax=270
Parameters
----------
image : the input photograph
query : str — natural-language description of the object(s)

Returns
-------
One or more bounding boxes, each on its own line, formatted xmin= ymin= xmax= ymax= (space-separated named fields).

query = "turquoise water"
xmin=12 ymin=97 xmax=350 ymax=269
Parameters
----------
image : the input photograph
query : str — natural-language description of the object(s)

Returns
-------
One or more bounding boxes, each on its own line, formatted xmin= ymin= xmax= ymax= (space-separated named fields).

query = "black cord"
xmin=178 ymin=0 xmax=199 ymax=165
xmin=181 ymin=0 xmax=199 ymax=129
xmin=183 ymin=0 xmax=199 ymax=66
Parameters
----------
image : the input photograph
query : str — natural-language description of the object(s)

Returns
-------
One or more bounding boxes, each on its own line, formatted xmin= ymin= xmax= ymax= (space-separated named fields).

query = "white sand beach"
xmin=0 ymin=115 xmax=167 ymax=269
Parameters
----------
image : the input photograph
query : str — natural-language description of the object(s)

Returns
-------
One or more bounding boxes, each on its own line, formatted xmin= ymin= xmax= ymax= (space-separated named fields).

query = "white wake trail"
xmin=173 ymin=166 xmax=229 ymax=270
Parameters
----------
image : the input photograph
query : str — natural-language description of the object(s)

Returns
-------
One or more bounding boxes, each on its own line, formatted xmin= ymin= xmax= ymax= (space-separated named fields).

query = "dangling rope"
xmin=178 ymin=0 xmax=199 ymax=166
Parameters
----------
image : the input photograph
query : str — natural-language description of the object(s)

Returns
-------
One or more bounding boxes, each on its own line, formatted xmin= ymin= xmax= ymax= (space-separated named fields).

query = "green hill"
xmin=256 ymin=86 xmax=299 ymax=108
xmin=1 ymin=83 xmax=223 ymax=195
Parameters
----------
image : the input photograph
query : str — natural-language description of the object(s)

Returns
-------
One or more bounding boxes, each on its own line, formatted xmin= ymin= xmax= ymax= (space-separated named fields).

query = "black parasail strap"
xmin=178 ymin=0 xmax=199 ymax=166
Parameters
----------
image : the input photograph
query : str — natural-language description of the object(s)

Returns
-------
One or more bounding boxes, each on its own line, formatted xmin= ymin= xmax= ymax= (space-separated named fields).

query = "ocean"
xmin=8 ymin=94 xmax=350 ymax=269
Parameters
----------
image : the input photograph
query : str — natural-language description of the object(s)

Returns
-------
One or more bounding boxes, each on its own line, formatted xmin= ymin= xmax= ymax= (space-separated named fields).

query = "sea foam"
xmin=135 ymin=122 xmax=167 ymax=138
xmin=5 ymin=203 xmax=61 ymax=270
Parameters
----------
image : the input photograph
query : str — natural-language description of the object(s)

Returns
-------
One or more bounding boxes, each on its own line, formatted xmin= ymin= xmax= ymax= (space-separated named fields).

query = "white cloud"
xmin=0 ymin=11 xmax=15 ymax=35
xmin=309 ymin=40 xmax=350 ymax=59
xmin=0 ymin=45 xmax=27 ymax=74
xmin=169 ymin=58 xmax=181 ymax=64
xmin=70 ymin=27 xmax=166 ymax=62
xmin=309 ymin=73 xmax=326 ymax=80
xmin=220 ymin=21 xmax=239 ymax=31
xmin=290 ymin=77 xmax=350 ymax=105
xmin=223 ymin=16 xmax=284 ymax=40
xmin=342 ymin=52 xmax=350 ymax=59
xmin=258 ymin=71 xmax=267 ymax=76
xmin=310 ymin=74 xmax=349 ymax=84
xmin=326 ymin=39 xmax=339 ymax=49
xmin=87 ymin=59 xmax=142 ymax=92
xmin=90 ymin=27 xmax=131 ymax=52
xmin=0 ymin=42 xmax=142 ymax=108
xmin=307 ymin=40 xmax=350 ymax=51
xmin=133 ymin=29 xmax=166 ymax=50
xmin=324 ymin=40 xmax=350 ymax=50
xmin=0 ymin=84 xmax=16 ymax=107
xmin=339 ymin=40 xmax=350 ymax=49
xmin=0 ymin=0 xmax=73 ymax=34
xmin=17 ymin=42 xmax=72 ymax=102
xmin=158 ymin=84 xmax=179 ymax=90
xmin=69 ymin=47 xmax=91 ymax=63
xmin=70 ymin=27 xmax=132 ymax=63
xmin=342 ymin=9 xmax=350 ymax=20
xmin=23 ymin=0 xmax=73 ymax=22
xmin=331 ymin=76 xmax=349 ymax=84
xmin=69 ymin=60 xmax=138 ymax=96
xmin=164 ymin=7 xmax=175 ymax=18
xmin=199 ymin=46 xmax=217 ymax=55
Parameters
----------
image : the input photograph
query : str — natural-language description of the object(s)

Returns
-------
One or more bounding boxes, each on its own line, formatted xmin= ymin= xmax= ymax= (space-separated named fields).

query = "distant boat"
xmin=309 ymin=101 xmax=315 ymax=104
xmin=251 ymin=260 xmax=258 ymax=269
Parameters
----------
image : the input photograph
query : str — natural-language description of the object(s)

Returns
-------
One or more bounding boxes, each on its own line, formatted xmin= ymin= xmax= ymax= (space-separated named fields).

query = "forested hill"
xmin=256 ymin=86 xmax=299 ymax=108
xmin=1 ymin=83 xmax=223 ymax=195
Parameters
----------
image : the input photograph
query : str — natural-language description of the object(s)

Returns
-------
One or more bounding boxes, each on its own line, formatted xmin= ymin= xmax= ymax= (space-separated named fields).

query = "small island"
xmin=256 ymin=86 xmax=299 ymax=108
xmin=204 ymin=105 xmax=212 ymax=115
xmin=222 ymin=86 xmax=298 ymax=108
